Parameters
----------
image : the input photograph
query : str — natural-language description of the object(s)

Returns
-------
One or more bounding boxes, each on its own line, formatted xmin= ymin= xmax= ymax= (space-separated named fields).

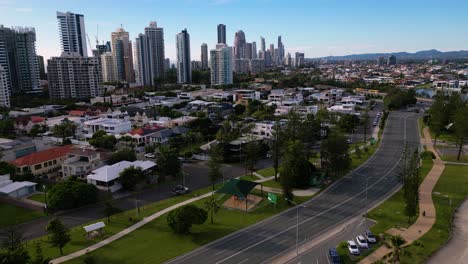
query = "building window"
xmin=34 ymin=164 xmax=42 ymax=170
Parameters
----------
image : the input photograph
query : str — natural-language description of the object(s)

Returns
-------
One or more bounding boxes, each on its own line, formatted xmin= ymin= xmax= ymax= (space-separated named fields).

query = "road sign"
xmin=268 ymin=193 xmax=278 ymax=204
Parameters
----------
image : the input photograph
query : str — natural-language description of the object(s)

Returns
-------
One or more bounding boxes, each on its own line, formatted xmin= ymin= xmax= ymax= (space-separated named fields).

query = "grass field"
xmin=440 ymin=154 xmax=468 ymax=163
xmin=26 ymin=184 xmax=222 ymax=261
xmin=260 ymin=178 xmax=282 ymax=189
xmin=64 ymin=191 xmax=312 ymax=264
xmin=0 ymin=203 xmax=43 ymax=229
xmin=27 ymin=193 xmax=46 ymax=203
xmin=399 ymin=164 xmax=468 ymax=263
xmin=256 ymin=167 xmax=276 ymax=177
xmin=239 ymin=174 xmax=260 ymax=182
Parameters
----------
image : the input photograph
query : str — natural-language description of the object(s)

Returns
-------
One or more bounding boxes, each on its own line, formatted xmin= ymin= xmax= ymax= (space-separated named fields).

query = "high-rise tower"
xmin=56 ymin=11 xmax=87 ymax=57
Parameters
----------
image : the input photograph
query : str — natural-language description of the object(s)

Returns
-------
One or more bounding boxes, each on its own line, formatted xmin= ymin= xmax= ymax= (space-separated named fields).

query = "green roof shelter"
xmin=216 ymin=179 xmax=262 ymax=211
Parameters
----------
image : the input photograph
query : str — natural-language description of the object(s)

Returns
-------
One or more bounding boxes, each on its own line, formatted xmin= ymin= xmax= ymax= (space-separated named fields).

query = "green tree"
xmin=118 ymin=166 xmax=145 ymax=191
xmin=321 ymin=133 xmax=351 ymax=178
xmin=166 ymin=205 xmax=207 ymax=234
xmin=156 ymin=145 xmax=182 ymax=181
xmin=48 ymin=178 xmax=98 ymax=210
xmin=0 ymin=119 xmax=15 ymax=138
xmin=102 ymin=202 xmax=122 ymax=223
xmin=29 ymin=124 xmax=42 ymax=137
xmin=355 ymin=145 xmax=362 ymax=159
xmin=383 ymin=235 xmax=408 ymax=263
xmin=271 ymin=121 xmax=283 ymax=182
xmin=338 ymin=114 xmax=359 ymax=133
xmin=361 ymin=110 xmax=370 ymax=142
xmin=400 ymin=150 xmax=421 ymax=222
xmin=244 ymin=142 xmax=260 ymax=176
xmin=46 ymin=218 xmax=70 ymax=255
xmin=52 ymin=118 xmax=77 ymax=143
xmin=1 ymin=226 xmax=24 ymax=252
xmin=453 ymin=106 xmax=468 ymax=161
xmin=108 ymin=148 xmax=136 ymax=165
xmin=89 ymin=130 xmax=117 ymax=150
xmin=204 ymin=195 xmax=221 ymax=224
xmin=0 ymin=162 xmax=16 ymax=178
xmin=207 ymin=145 xmax=223 ymax=190
xmin=31 ymin=242 xmax=50 ymax=264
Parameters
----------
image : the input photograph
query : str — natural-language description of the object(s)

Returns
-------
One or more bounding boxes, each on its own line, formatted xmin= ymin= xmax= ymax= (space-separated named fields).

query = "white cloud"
xmin=15 ymin=7 xmax=32 ymax=12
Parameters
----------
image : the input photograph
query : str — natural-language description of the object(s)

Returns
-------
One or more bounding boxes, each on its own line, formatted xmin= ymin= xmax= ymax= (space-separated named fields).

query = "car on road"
xmin=356 ymin=235 xmax=369 ymax=248
xmin=347 ymin=240 xmax=360 ymax=255
xmin=346 ymin=138 xmax=352 ymax=144
xmin=144 ymin=153 xmax=155 ymax=158
xmin=172 ymin=185 xmax=189 ymax=195
xmin=328 ymin=248 xmax=342 ymax=264
xmin=178 ymin=157 xmax=192 ymax=163
xmin=364 ymin=230 xmax=377 ymax=243
xmin=377 ymin=112 xmax=382 ymax=117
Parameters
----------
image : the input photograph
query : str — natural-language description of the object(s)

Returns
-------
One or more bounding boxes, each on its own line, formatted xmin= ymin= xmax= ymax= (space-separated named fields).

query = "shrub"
xmin=420 ymin=150 xmax=436 ymax=160
xmin=166 ymin=205 xmax=207 ymax=234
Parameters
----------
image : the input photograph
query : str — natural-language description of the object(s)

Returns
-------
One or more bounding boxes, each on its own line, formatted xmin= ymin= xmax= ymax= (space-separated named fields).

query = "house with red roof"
xmin=122 ymin=124 xmax=166 ymax=143
xmin=14 ymin=116 xmax=46 ymax=133
xmin=10 ymin=145 xmax=74 ymax=177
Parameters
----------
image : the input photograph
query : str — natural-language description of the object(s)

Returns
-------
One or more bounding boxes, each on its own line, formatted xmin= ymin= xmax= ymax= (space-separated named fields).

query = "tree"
xmin=89 ymin=130 xmax=117 ymax=150
xmin=383 ymin=235 xmax=408 ymax=263
xmin=1 ymin=226 xmax=24 ymax=252
xmin=399 ymin=149 xmax=421 ymax=223
xmin=244 ymin=142 xmax=260 ymax=176
xmin=204 ymin=195 xmax=220 ymax=224
xmin=102 ymin=202 xmax=122 ymax=223
xmin=355 ymin=145 xmax=362 ymax=159
xmin=48 ymin=178 xmax=98 ymax=210
xmin=428 ymin=95 xmax=447 ymax=146
xmin=29 ymin=124 xmax=42 ymax=137
xmin=271 ymin=121 xmax=283 ymax=182
xmin=280 ymin=140 xmax=316 ymax=198
xmin=156 ymin=145 xmax=182 ymax=181
xmin=46 ymin=218 xmax=71 ymax=255
xmin=118 ymin=166 xmax=145 ymax=191
xmin=0 ymin=162 xmax=16 ymax=178
xmin=453 ymin=106 xmax=468 ymax=161
xmin=321 ymin=133 xmax=352 ymax=178
xmin=207 ymin=145 xmax=223 ymax=190
xmin=31 ymin=242 xmax=50 ymax=264
xmin=338 ymin=114 xmax=359 ymax=133
xmin=0 ymin=119 xmax=15 ymax=138
xmin=361 ymin=110 xmax=370 ymax=142
xmin=52 ymin=118 xmax=77 ymax=143
xmin=108 ymin=148 xmax=136 ymax=165
xmin=166 ymin=205 xmax=207 ymax=234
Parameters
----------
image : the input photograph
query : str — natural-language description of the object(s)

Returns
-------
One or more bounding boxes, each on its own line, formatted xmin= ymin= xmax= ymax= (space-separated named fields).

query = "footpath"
xmin=359 ymin=127 xmax=445 ymax=263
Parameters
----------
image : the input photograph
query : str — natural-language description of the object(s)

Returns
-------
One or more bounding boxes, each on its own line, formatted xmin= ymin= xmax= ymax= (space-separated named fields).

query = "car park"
xmin=356 ymin=235 xmax=369 ymax=248
xmin=328 ymin=248 xmax=342 ymax=264
xmin=364 ymin=230 xmax=377 ymax=243
xmin=171 ymin=185 xmax=190 ymax=195
xmin=347 ymin=240 xmax=360 ymax=255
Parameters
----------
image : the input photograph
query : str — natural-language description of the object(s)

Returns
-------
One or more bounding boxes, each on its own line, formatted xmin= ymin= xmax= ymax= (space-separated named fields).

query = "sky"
xmin=1 ymin=0 xmax=468 ymax=64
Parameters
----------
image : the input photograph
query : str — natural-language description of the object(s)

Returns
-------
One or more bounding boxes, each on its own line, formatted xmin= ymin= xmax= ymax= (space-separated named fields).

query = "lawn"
xmin=399 ymin=164 xmax=468 ymax=264
xmin=26 ymin=184 xmax=222 ymax=261
xmin=418 ymin=117 xmax=425 ymax=136
xmin=256 ymin=167 xmax=276 ymax=177
xmin=239 ymin=174 xmax=260 ymax=182
xmin=0 ymin=202 xmax=43 ymax=229
xmin=440 ymin=154 xmax=468 ymax=163
xmin=260 ymin=178 xmax=282 ymax=189
xmin=28 ymin=193 xmax=46 ymax=203
xmin=64 ymin=191 xmax=312 ymax=264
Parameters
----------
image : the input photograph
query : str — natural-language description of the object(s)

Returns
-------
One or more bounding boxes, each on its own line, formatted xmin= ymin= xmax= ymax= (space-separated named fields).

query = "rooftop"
xmin=10 ymin=145 xmax=74 ymax=166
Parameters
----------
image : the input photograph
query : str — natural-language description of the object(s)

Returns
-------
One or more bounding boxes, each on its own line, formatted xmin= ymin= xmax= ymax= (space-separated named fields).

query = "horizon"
xmin=1 ymin=0 xmax=468 ymax=63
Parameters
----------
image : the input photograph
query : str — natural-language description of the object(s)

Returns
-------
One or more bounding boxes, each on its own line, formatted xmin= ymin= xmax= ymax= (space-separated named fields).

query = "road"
xmin=165 ymin=111 xmax=420 ymax=264
xmin=14 ymin=159 xmax=273 ymax=240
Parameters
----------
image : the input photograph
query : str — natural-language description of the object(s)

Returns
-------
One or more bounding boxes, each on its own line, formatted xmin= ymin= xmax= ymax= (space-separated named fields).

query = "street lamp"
xmin=43 ymin=185 xmax=48 ymax=215
xmin=285 ymin=198 xmax=306 ymax=257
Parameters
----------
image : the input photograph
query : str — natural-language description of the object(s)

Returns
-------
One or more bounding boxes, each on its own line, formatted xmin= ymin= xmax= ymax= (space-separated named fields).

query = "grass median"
xmin=0 ymin=203 xmax=43 ymax=229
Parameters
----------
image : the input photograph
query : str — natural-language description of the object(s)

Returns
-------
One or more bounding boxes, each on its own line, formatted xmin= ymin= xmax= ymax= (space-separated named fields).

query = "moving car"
xmin=144 ymin=153 xmax=155 ymax=158
xmin=172 ymin=185 xmax=189 ymax=195
xmin=356 ymin=235 xmax=369 ymax=248
xmin=364 ymin=230 xmax=377 ymax=243
xmin=347 ymin=240 xmax=360 ymax=255
xmin=328 ymin=248 xmax=342 ymax=264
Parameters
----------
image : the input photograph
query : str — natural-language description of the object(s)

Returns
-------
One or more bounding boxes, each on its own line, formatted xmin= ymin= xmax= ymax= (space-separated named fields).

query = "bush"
xmin=166 ymin=205 xmax=207 ymax=234
xmin=108 ymin=148 xmax=136 ymax=165
xmin=420 ymin=150 xmax=436 ymax=160
xmin=47 ymin=178 xmax=98 ymax=210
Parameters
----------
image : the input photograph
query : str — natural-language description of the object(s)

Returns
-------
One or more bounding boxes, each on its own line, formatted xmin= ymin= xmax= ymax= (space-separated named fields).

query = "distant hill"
xmin=315 ymin=49 xmax=468 ymax=61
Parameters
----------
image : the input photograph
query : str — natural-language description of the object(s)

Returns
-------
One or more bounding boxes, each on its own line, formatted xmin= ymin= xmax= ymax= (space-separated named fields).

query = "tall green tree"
xmin=271 ymin=121 xmax=283 ymax=182
xmin=118 ymin=166 xmax=145 ymax=191
xmin=321 ymin=133 xmax=351 ymax=178
xmin=157 ymin=145 xmax=182 ymax=181
xmin=207 ymin=144 xmax=223 ymax=190
xmin=280 ymin=140 xmax=316 ymax=191
xmin=102 ymin=202 xmax=122 ymax=223
xmin=383 ymin=235 xmax=409 ymax=263
xmin=46 ymin=218 xmax=71 ymax=255
xmin=166 ymin=205 xmax=207 ymax=234
xmin=204 ymin=195 xmax=221 ymax=224
xmin=400 ymin=150 xmax=421 ymax=222
xmin=361 ymin=110 xmax=370 ymax=142
xmin=244 ymin=142 xmax=260 ymax=176
xmin=454 ymin=106 xmax=468 ymax=161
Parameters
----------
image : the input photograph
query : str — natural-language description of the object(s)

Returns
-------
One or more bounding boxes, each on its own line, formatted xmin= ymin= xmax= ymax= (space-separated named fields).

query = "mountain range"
xmin=315 ymin=49 xmax=468 ymax=61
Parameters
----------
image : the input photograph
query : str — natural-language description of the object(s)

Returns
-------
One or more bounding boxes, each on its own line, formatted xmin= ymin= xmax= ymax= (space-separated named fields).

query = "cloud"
xmin=15 ymin=7 xmax=32 ymax=12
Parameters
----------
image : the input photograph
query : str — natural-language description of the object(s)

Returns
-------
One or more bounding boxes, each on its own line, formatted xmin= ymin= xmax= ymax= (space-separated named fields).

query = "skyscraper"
xmin=201 ymin=43 xmax=208 ymax=69
xmin=101 ymin=52 xmax=117 ymax=82
xmin=234 ymin=30 xmax=246 ymax=59
xmin=176 ymin=29 xmax=191 ymax=84
xmin=245 ymin=42 xmax=253 ymax=60
xmin=217 ymin=24 xmax=226 ymax=44
xmin=0 ymin=65 xmax=10 ymax=107
xmin=134 ymin=22 xmax=165 ymax=86
xmin=37 ymin=55 xmax=46 ymax=80
xmin=252 ymin=41 xmax=257 ymax=59
xmin=210 ymin=44 xmax=233 ymax=85
xmin=111 ymin=27 xmax=134 ymax=83
xmin=260 ymin=37 xmax=266 ymax=53
xmin=295 ymin=52 xmax=305 ymax=67
xmin=48 ymin=52 xmax=102 ymax=99
xmin=0 ymin=25 xmax=40 ymax=94
xmin=387 ymin=55 xmax=397 ymax=66
xmin=277 ymin=36 xmax=284 ymax=65
xmin=56 ymin=11 xmax=87 ymax=57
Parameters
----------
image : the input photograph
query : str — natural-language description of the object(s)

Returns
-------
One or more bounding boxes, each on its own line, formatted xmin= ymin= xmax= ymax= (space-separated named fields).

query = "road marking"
xmin=278 ymin=238 xmax=289 ymax=244
xmin=238 ymin=258 xmax=249 ymax=264
xmin=215 ymin=249 xmax=227 ymax=256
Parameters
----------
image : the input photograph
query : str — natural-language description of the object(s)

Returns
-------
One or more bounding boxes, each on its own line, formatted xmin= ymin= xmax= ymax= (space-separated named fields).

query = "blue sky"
xmin=1 ymin=0 xmax=467 ymax=63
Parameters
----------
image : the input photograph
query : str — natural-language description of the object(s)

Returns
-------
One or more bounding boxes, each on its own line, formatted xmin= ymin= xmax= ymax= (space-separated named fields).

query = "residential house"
xmin=122 ymin=124 xmax=166 ymax=143
xmin=83 ymin=118 xmax=132 ymax=137
xmin=0 ymin=174 xmax=37 ymax=198
xmin=86 ymin=160 xmax=156 ymax=192
xmin=14 ymin=116 xmax=46 ymax=133
xmin=62 ymin=148 xmax=102 ymax=178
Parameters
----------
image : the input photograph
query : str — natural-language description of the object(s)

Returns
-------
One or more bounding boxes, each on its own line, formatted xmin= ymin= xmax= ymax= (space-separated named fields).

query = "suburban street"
xmin=14 ymin=159 xmax=273 ymax=240
xmin=164 ymin=111 xmax=420 ymax=264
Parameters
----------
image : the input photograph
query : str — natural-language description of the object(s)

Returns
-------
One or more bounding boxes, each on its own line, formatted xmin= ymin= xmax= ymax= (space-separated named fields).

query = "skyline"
xmin=1 ymin=0 xmax=468 ymax=63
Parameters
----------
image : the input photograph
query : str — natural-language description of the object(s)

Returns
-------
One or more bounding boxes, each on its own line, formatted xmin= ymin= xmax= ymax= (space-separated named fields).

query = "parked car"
xmin=171 ymin=185 xmax=189 ymax=195
xmin=346 ymin=138 xmax=352 ymax=144
xmin=347 ymin=240 xmax=360 ymax=255
xmin=364 ymin=230 xmax=377 ymax=243
xmin=144 ymin=153 xmax=155 ymax=158
xmin=178 ymin=157 xmax=192 ymax=163
xmin=356 ymin=235 xmax=369 ymax=248
xmin=328 ymin=248 xmax=342 ymax=264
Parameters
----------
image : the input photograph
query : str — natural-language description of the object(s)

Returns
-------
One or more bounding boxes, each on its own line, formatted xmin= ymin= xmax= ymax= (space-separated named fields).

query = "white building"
xmin=86 ymin=160 xmax=156 ymax=192
xmin=0 ymin=65 xmax=9 ymax=108
xmin=234 ymin=89 xmax=260 ymax=101
xmin=56 ymin=11 xmax=87 ymax=57
xmin=101 ymin=52 xmax=116 ymax=82
xmin=210 ymin=44 xmax=233 ymax=85
xmin=0 ymin=174 xmax=36 ymax=198
xmin=83 ymin=118 xmax=132 ymax=137
xmin=134 ymin=22 xmax=165 ymax=86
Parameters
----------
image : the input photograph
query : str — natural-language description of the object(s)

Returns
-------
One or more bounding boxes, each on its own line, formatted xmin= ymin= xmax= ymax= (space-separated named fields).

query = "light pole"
xmin=43 ymin=185 xmax=48 ymax=215
xmin=285 ymin=198 xmax=306 ymax=257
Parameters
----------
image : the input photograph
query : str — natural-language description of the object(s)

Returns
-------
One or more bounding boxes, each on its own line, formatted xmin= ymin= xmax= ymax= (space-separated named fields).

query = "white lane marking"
xmin=238 ymin=258 xmax=249 ymax=264
xmin=215 ymin=249 xmax=227 ymax=256
xmin=277 ymin=238 xmax=288 ymax=244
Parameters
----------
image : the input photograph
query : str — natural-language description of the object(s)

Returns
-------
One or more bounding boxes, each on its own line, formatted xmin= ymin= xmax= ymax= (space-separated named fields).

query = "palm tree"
xmin=383 ymin=235 xmax=408 ymax=263
xmin=204 ymin=195 xmax=220 ymax=224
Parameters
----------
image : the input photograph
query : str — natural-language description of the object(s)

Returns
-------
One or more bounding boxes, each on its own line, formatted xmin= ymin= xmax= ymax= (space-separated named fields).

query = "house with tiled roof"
xmin=14 ymin=116 xmax=46 ymax=133
xmin=10 ymin=145 xmax=74 ymax=177
xmin=122 ymin=124 xmax=166 ymax=143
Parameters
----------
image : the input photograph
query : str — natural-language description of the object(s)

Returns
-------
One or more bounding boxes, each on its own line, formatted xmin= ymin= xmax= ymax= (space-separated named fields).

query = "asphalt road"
xmin=14 ymin=159 xmax=273 ymax=240
xmin=165 ymin=111 xmax=420 ymax=264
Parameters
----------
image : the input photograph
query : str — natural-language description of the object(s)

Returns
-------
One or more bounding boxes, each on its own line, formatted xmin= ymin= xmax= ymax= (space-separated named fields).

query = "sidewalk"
xmin=359 ymin=127 xmax=445 ymax=263
xmin=50 ymin=191 xmax=214 ymax=264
